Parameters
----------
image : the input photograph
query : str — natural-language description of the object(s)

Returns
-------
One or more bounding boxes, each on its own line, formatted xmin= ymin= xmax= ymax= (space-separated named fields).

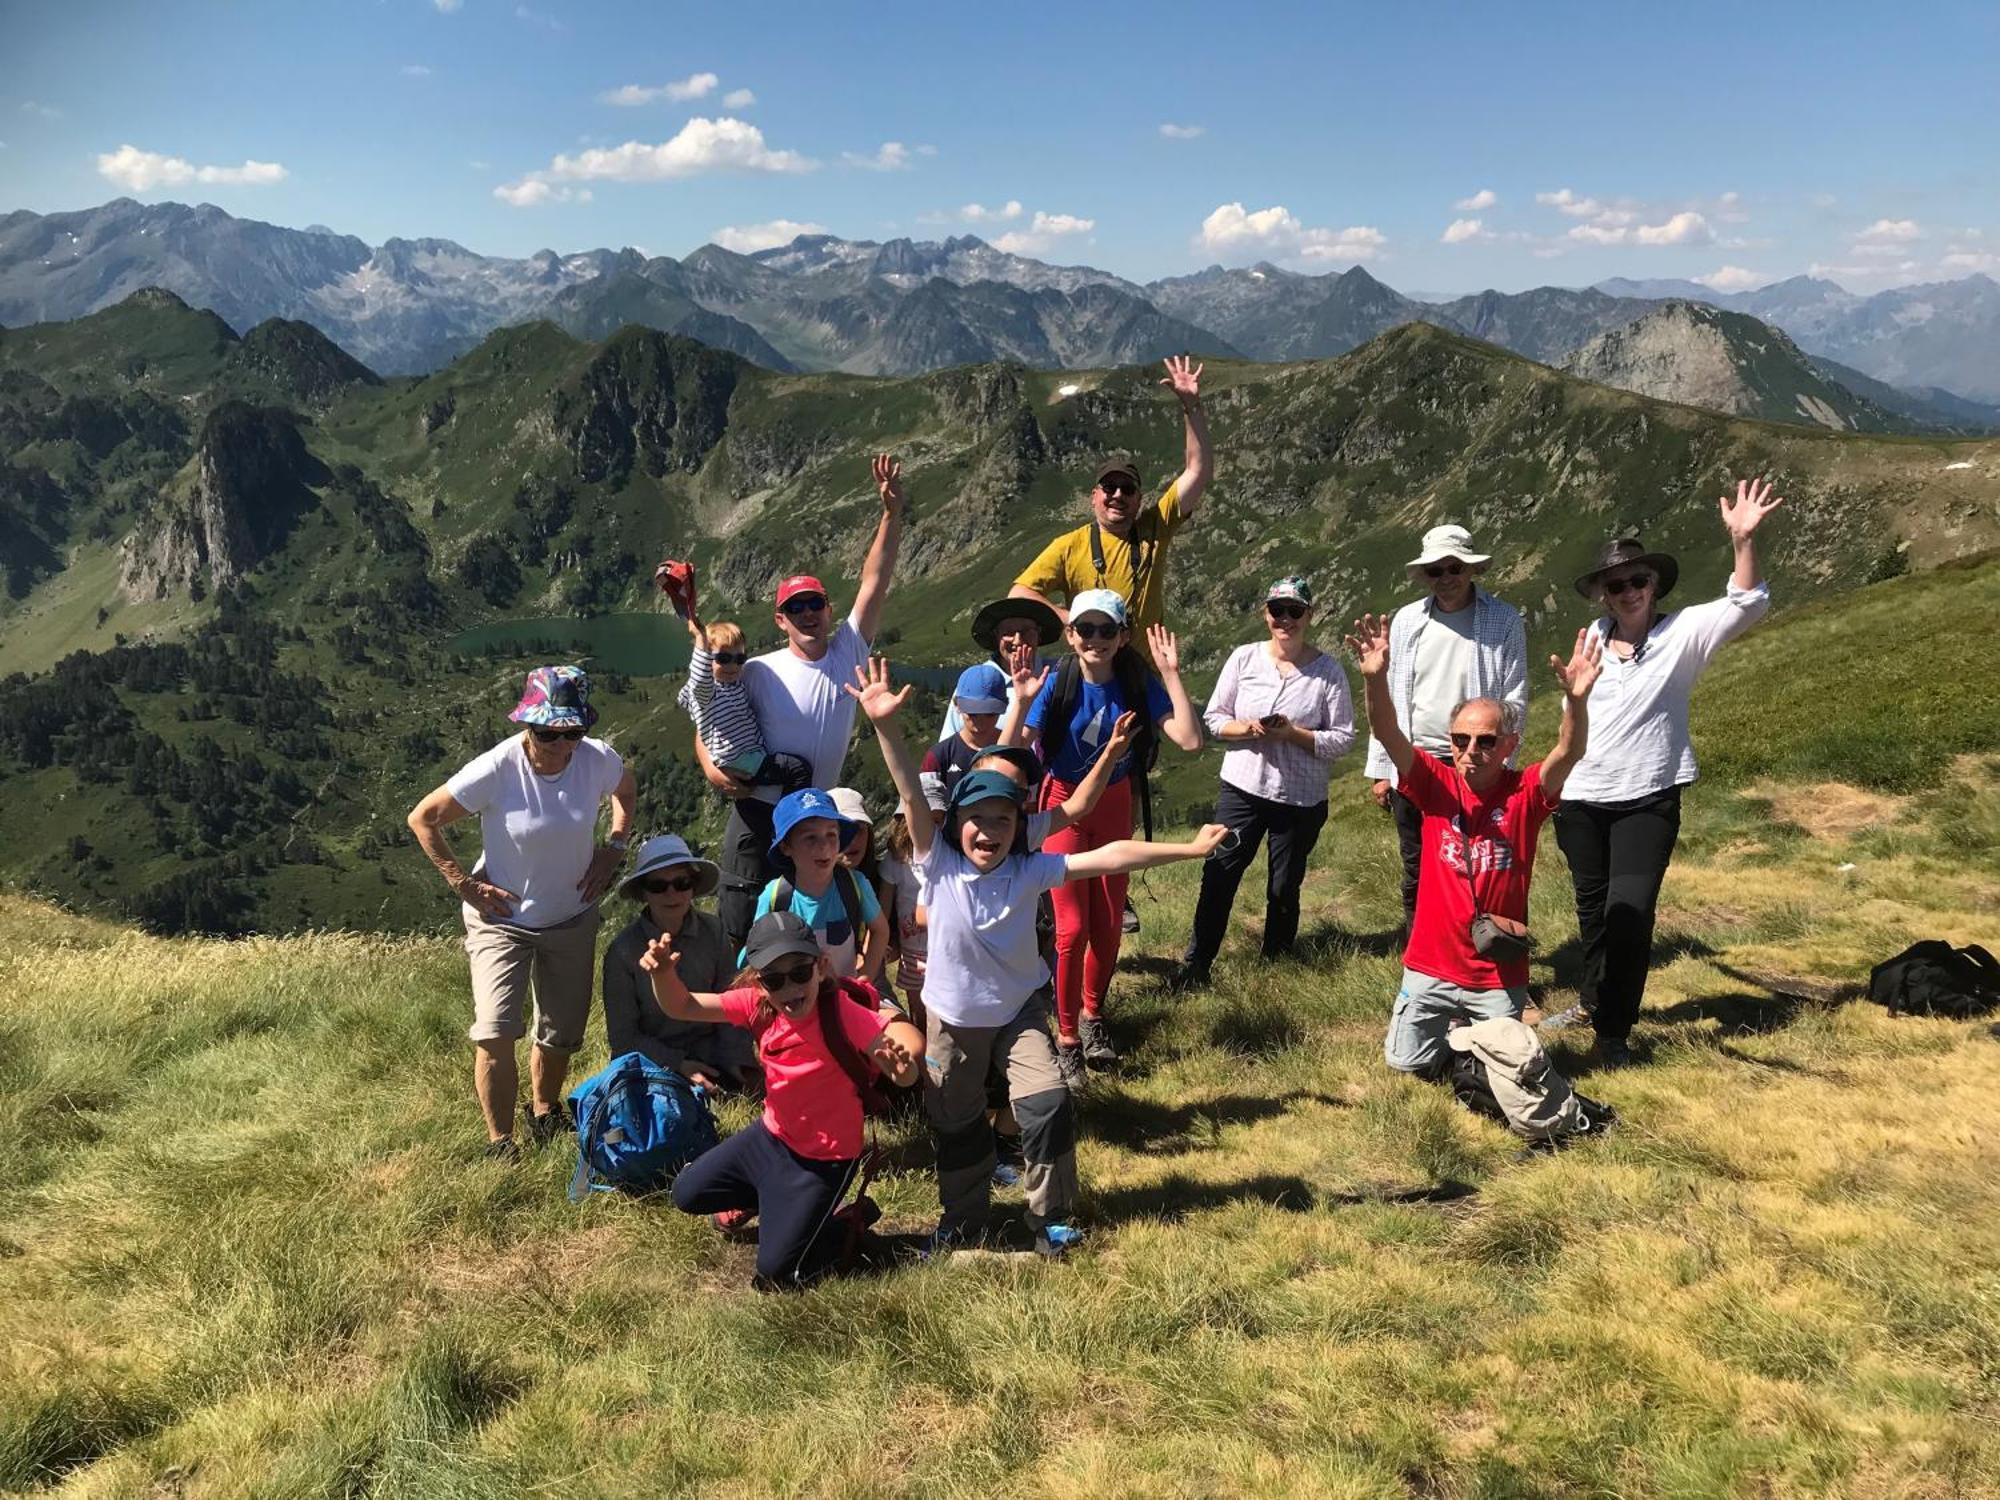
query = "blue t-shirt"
xmin=1026 ymin=667 xmax=1173 ymax=784
xmin=750 ymin=871 xmax=883 ymax=977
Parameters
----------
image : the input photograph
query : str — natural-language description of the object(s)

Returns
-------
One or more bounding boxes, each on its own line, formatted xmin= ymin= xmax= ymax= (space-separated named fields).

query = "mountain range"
xmin=3 ymin=200 xmax=1996 ymax=414
xmin=2 ymin=286 xmax=1996 ymax=933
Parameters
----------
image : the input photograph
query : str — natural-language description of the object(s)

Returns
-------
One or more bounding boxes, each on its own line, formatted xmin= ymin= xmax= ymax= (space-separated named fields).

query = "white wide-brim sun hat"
xmin=619 ymin=833 xmax=722 ymax=899
xmin=1407 ymin=523 xmax=1493 ymax=579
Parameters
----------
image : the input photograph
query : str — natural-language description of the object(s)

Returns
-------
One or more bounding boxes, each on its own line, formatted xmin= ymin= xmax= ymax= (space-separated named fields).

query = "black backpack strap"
xmin=1112 ymin=647 xmax=1160 ymax=842
xmin=1042 ymin=655 xmax=1082 ymax=769
xmin=816 ymin=979 xmax=888 ymax=1116
xmin=1089 ymin=516 xmax=1154 ymax=606
xmin=832 ymin=864 xmax=863 ymax=932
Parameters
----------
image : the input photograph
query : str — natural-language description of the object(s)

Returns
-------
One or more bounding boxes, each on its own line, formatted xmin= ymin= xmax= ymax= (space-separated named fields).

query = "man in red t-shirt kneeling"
xmin=1346 ymin=613 xmax=1604 ymax=1077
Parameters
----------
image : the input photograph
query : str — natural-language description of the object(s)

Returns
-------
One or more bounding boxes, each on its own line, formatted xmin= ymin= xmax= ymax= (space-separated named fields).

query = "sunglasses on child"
xmin=529 ymin=726 xmax=586 ymax=742
xmin=1600 ymin=573 xmax=1654 ymax=596
xmin=1450 ymin=732 xmax=1502 ymax=751
xmin=1424 ymin=562 xmax=1466 ymax=579
xmin=641 ymin=873 xmax=697 ymax=894
xmin=1071 ymin=619 xmax=1123 ymax=641
xmin=1266 ymin=601 xmax=1308 ymax=621
xmin=780 ymin=594 xmax=828 ymax=617
xmin=711 ymin=651 xmax=748 ymax=665
xmin=758 ymin=959 xmax=817 ymax=990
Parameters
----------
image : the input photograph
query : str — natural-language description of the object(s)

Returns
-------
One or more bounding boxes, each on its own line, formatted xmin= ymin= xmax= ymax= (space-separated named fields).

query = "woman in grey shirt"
xmin=601 ymin=834 xmax=760 ymax=1092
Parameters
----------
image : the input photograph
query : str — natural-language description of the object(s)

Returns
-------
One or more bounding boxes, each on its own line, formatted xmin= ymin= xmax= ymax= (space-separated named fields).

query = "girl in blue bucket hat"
xmin=747 ymin=788 xmax=891 ymax=990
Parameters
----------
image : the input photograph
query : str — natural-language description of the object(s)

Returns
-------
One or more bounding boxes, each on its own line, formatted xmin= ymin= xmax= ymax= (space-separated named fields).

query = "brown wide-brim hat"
xmin=972 ymin=596 xmax=1064 ymax=654
xmin=1574 ymin=536 xmax=1680 ymax=601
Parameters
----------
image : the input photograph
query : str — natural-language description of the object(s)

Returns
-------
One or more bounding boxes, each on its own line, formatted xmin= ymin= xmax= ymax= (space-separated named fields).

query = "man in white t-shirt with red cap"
xmin=1362 ymin=524 xmax=1528 ymax=932
xmin=694 ymin=455 xmax=907 ymax=951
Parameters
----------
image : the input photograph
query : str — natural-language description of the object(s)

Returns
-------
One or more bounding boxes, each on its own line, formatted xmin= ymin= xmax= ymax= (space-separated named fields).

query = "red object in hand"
xmin=655 ymin=559 xmax=697 ymax=619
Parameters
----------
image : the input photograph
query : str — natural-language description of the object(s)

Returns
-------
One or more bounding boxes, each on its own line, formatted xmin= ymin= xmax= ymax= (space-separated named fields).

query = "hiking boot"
xmin=713 ymin=1209 xmax=756 ymax=1239
xmin=1055 ymin=1043 xmax=1085 ymax=1094
xmin=482 ymin=1137 xmax=519 ymax=1163
xmin=1592 ymin=1034 xmax=1636 ymax=1068
xmin=1539 ymin=1002 xmax=1592 ymax=1031
xmin=992 ymin=1131 xmax=1026 ymax=1189
xmin=526 ymin=1109 xmax=566 ymax=1148
xmin=1168 ymin=962 xmax=1210 ymax=994
xmin=1079 ymin=1015 xmax=1120 ymax=1066
xmin=1034 ymin=1222 xmax=1086 ymax=1259
xmin=1121 ymin=898 xmax=1141 ymax=935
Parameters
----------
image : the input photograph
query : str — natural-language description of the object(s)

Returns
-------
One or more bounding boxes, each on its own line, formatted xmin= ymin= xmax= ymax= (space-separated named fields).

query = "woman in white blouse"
xmin=1179 ymin=577 xmax=1356 ymax=986
xmin=1550 ymin=478 xmax=1783 ymax=1065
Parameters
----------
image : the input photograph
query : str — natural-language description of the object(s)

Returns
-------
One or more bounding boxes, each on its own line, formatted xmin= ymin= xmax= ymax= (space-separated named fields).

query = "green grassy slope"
xmin=2 ymin=563 xmax=1997 ymax=1495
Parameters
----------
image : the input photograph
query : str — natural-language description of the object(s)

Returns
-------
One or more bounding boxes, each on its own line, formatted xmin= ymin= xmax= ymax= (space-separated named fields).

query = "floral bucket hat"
xmin=508 ymin=664 xmax=598 ymax=730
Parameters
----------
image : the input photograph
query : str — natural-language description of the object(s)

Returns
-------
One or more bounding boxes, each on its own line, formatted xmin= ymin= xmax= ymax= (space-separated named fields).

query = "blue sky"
xmin=5 ymin=0 xmax=1997 ymax=293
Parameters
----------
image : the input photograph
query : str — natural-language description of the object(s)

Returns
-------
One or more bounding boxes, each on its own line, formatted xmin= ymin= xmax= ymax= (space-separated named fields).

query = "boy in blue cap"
xmin=920 ymin=661 xmax=1013 ymax=816
xmin=846 ymin=657 xmax=1226 ymax=1257
xmin=751 ymin=788 xmax=890 ymax=990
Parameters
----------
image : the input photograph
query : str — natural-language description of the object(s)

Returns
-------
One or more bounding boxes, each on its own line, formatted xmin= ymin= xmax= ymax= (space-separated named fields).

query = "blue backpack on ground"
xmin=567 ymin=1053 xmax=718 ymax=1202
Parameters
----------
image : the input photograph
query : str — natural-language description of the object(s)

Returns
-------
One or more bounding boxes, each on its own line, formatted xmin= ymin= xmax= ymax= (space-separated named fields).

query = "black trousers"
xmin=718 ymin=798 xmax=778 ymax=956
xmin=1553 ymin=785 xmax=1683 ymax=1040
xmin=1389 ymin=786 xmax=1424 ymax=931
xmin=671 ymin=1120 xmax=858 ymax=1288
xmin=1184 ymin=782 xmax=1330 ymax=972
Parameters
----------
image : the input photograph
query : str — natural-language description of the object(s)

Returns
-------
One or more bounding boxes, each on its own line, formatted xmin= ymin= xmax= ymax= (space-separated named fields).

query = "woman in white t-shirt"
xmin=407 ymin=665 xmax=638 ymax=1158
xmin=1549 ymin=480 xmax=1782 ymax=1066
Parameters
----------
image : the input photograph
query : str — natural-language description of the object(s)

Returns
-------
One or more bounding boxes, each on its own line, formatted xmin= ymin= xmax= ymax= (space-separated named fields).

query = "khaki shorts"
xmin=463 ymin=905 xmax=604 ymax=1052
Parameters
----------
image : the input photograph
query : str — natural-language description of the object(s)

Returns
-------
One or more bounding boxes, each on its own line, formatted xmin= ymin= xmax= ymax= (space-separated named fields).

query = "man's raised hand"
xmin=1345 ymin=614 xmax=1393 ymax=678
xmin=1160 ymin=354 xmax=1203 ymax=404
xmin=872 ymin=454 xmax=905 ymax=515
xmin=1550 ymin=626 xmax=1604 ymax=701
xmin=1720 ymin=475 xmax=1784 ymax=539
xmin=844 ymin=655 xmax=913 ymax=724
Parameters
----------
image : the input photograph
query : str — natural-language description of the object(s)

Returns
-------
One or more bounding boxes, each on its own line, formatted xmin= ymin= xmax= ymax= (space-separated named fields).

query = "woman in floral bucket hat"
xmin=1179 ymin=576 xmax=1355 ymax=987
xmin=408 ymin=664 xmax=638 ymax=1158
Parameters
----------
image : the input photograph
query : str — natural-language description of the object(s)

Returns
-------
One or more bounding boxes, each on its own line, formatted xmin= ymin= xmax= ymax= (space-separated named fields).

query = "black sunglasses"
xmin=529 ymin=726 xmax=586 ymax=743
xmin=1071 ymin=620 xmax=1123 ymax=641
xmin=1424 ymin=562 xmax=1466 ymax=579
xmin=780 ymin=594 xmax=828 ymax=616
xmin=1267 ymin=602 xmax=1307 ymax=621
xmin=641 ymin=874 xmax=697 ymax=894
xmin=758 ymin=959 xmax=817 ymax=990
xmin=711 ymin=651 xmax=748 ymax=665
xmin=1450 ymin=732 xmax=1501 ymax=751
xmin=1601 ymin=573 xmax=1653 ymax=596
xmin=1097 ymin=480 xmax=1137 ymax=498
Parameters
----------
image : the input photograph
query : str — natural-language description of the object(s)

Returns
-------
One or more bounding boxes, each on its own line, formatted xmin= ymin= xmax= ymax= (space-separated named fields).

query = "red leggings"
xmin=1042 ymin=775 xmax=1134 ymax=1041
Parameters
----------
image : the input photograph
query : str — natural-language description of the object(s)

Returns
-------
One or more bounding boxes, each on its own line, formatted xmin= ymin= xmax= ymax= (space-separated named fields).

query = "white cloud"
xmin=1537 ymin=187 xmax=1602 ymax=218
xmin=96 ymin=144 xmax=288 ymax=192
xmin=602 ymin=73 xmax=719 ymax=106
xmin=1196 ymin=203 xmax=1385 ymax=264
xmin=1693 ymin=265 xmax=1766 ymax=292
xmin=514 ymin=4 xmax=567 ymax=31
xmin=1159 ymin=123 xmax=1205 ymax=140
xmin=1440 ymin=217 xmax=1488 ymax=245
xmin=1942 ymin=250 xmax=1999 ymax=272
xmin=495 ymin=117 xmax=816 ymax=202
xmin=401 ymin=63 xmax=434 ymax=77
xmin=493 ymin=180 xmax=591 ymax=206
xmin=1856 ymin=217 xmax=1921 ymax=244
xmin=1454 ymin=188 xmax=1497 ymax=212
xmin=712 ymin=218 xmax=829 ymax=253
xmin=1714 ymin=190 xmax=1748 ymax=223
xmin=722 ymin=87 xmax=755 ymax=109
xmin=842 ymin=141 xmax=929 ymax=171
xmin=960 ymin=200 xmax=1023 ymax=223
xmin=21 ymin=101 xmax=63 ymax=119
xmin=994 ymin=210 xmax=1097 ymax=256
xmin=1567 ymin=209 xmax=1712 ymax=247
xmin=432 ymin=0 xmax=461 ymax=11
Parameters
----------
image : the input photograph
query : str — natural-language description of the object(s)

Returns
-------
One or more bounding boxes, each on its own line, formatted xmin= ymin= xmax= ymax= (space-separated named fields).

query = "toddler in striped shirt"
xmin=678 ymin=614 xmax=813 ymax=793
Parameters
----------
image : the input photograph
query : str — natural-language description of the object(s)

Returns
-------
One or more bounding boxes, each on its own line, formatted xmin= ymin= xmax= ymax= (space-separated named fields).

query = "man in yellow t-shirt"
xmin=1010 ymin=356 xmax=1212 ymax=658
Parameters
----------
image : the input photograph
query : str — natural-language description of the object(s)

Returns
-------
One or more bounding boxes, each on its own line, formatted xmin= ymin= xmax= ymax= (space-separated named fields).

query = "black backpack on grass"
xmin=1867 ymin=941 xmax=2000 ymax=1018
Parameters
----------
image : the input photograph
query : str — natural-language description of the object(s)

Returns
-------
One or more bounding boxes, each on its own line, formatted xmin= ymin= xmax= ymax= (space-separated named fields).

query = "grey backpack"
xmin=1447 ymin=1017 xmax=1615 ymax=1143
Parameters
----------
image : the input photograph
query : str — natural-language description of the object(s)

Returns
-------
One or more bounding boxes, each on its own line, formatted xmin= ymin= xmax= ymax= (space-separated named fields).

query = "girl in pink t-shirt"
xmin=644 ymin=909 xmax=922 ymax=1289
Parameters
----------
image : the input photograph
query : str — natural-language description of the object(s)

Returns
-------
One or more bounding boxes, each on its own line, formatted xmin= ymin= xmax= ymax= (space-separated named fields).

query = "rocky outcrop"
xmin=549 ymin=328 xmax=744 ymax=486
xmin=117 ymin=403 xmax=327 ymax=600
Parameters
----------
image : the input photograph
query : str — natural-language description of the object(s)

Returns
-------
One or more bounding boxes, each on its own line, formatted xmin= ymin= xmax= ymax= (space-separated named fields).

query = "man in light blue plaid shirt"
xmin=1361 ymin=525 xmax=1528 ymax=930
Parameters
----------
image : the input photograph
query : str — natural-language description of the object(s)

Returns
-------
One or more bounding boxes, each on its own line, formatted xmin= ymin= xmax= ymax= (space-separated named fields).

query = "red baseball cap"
xmin=775 ymin=574 xmax=828 ymax=608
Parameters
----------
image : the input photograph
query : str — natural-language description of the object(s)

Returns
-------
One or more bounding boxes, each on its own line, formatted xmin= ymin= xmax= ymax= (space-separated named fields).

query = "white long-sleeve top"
xmin=1562 ymin=580 xmax=1771 ymax=804
xmin=1202 ymin=641 xmax=1355 ymax=807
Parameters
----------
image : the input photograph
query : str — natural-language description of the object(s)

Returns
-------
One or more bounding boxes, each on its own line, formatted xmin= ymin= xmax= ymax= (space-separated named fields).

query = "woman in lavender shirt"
xmin=1179 ymin=577 xmax=1356 ymax=986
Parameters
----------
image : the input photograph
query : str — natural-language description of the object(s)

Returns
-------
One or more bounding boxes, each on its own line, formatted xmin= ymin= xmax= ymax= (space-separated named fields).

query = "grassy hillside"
xmin=2 ymin=293 xmax=1998 ymax=936
xmin=2 ymin=566 xmax=1997 ymax=1494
